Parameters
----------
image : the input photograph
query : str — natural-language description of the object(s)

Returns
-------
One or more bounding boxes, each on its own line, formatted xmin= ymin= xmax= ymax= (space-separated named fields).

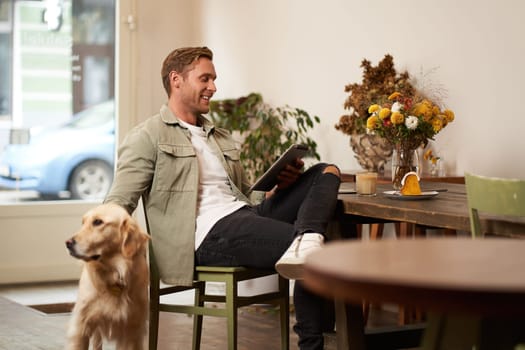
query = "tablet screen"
xmin=249 ymin=144 xmax=309 ymax=192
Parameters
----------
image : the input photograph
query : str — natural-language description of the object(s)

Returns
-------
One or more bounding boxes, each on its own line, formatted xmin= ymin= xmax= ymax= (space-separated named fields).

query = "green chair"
xmin=148 ymin=243 xmax=290 ymax=350
xmin=427 ymin=173 xmax=525 ymax=350
xmin=465 ymin=172 xmax=525 ymax=238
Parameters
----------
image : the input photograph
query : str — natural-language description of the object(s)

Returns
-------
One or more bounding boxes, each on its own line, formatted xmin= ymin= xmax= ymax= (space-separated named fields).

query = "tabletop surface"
xmin=338 ymin=181 xmax=525 ymax=236
xmin=304 ymin=238 xmax=525 ymax=316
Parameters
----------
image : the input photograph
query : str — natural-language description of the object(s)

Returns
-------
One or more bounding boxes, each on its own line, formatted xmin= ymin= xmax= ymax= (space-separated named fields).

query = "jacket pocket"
xmin=223 ymin=147 xmax=240 ymax=161
xmin=221 ymin=147 xmax=245 ymax=187
xmin=155 ymin=144 xmax=197 ymax=192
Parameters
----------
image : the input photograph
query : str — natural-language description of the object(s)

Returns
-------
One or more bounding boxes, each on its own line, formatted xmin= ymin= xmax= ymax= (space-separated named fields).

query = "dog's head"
xmin=65 ymin=203 xmax=150 ymax=262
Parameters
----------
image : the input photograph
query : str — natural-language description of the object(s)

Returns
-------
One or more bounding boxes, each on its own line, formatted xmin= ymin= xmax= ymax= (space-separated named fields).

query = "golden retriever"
xmin=65 ymin=203 xmax=150 ymax=350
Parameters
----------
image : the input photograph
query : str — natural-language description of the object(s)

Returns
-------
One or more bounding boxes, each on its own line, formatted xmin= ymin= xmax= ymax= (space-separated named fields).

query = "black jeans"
xmin=196 ymin=163 xmax=340 ymax=350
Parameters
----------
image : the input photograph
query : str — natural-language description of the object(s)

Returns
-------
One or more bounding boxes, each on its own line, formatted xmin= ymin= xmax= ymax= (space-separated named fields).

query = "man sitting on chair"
xmin=105 ymin=46 xmax=341 ymax=350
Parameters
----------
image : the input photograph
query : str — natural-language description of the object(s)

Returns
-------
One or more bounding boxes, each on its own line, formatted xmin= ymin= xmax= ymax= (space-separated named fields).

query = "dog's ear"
xmin=121 ymin=218 xmax=150 ymax=258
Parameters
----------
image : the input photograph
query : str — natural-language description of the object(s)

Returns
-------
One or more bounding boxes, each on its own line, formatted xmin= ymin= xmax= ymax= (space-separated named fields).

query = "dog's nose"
xmin=65 ymin=238 xmax=75 ymax=250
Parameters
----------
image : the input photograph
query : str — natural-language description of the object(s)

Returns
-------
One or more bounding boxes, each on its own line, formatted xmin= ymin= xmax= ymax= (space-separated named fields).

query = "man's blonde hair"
xmin=161 ymin=46 xmax=213 ymax=96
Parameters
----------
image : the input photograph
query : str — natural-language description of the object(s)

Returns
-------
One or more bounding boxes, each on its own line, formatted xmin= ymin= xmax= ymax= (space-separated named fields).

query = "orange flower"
xmin=379 ymin=108 xmax=391 ymax=120
xmin=444 ymin=109 xmax=455 ymax=122
xmin=424 ymin=149 xmax=440 ymax=164
xmin=368 ymin=104 xmax=381 ymax=114
xmin=432 ymin=118 xmax=443 ymax=132
xmin=388 ymin=92 xmax=401 ymax=100
xmin=412 ymin=102 xmax=428 ymax=118
xmin=391 ymin=112 xmax=404 ymax=125
xmin=366 ymin=115 xmax=380 ymax=130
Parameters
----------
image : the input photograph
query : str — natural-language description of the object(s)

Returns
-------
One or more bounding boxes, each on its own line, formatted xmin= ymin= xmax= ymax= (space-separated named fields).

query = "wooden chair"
xmin=465 ymin=172 xmax=525 ymax=238
xmin=148 ymin=243 xmax=290 ymax=350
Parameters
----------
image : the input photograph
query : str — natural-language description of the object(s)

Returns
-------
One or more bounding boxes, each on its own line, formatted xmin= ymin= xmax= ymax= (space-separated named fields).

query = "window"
xmin=0 ymin=0 xmax=115 ymax=202
xmin=0 ymin=0 xmax=12 ymax=119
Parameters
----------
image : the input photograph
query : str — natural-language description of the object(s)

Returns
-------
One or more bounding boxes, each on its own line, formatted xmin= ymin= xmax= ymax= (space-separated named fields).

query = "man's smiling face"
xmin=178 ymin=57 xmax=217 ymax=116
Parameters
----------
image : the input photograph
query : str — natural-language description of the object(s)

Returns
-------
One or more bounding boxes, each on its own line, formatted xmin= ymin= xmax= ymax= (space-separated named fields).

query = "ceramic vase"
xmin=350 ymin=133 xmax=393 ymax=173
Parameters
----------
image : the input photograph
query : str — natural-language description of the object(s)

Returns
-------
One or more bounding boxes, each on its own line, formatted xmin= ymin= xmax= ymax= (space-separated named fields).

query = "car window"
xmin=67 ymin=101 xmax=115 ymax=129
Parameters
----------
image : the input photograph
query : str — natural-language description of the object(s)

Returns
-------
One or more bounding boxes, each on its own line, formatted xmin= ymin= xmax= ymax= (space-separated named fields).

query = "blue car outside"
xmin=0 ymin=100 xmax=115 ymax=200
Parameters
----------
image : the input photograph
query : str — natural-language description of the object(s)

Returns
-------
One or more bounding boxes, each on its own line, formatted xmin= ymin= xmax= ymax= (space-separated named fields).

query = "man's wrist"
xmin=265 ymin=185 xmax=278 ymax=198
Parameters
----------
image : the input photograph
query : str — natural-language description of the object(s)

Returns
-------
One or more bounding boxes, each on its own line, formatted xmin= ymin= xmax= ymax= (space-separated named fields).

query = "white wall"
xmin=0 ymin=202 xmax=96 ymax=283
xmin=130 ymin=0 xmax=524 ymax=178
xmin=129 ymin=0 xmax=213 ymax=128
xmin=200 ymin=0 xmax=525 ymax=178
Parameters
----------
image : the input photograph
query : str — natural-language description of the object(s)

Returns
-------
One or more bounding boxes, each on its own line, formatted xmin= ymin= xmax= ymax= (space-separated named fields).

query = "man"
xmin=105 ymin=46 xmax=341 ymax=349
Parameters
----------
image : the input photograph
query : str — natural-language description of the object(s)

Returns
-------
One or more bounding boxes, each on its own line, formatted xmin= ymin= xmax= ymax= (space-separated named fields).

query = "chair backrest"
xmin=465 ymin=172 xmax=525 ymax=237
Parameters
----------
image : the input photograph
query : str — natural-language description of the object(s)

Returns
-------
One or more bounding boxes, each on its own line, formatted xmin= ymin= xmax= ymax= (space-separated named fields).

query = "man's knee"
xmin=322 ymin=164 xmax=340 ymax=178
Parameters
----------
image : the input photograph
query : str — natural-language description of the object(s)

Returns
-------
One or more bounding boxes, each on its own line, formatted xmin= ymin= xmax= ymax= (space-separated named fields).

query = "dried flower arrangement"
xmin=335 ymin=54 xmax=416 ymax=136
xmin=334 ymin=54 xmax=417 ymax=171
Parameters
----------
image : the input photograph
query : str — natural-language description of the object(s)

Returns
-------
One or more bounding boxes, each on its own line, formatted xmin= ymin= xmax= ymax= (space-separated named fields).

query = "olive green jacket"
xmin=105 ymin=104 xmax=253 ymax=286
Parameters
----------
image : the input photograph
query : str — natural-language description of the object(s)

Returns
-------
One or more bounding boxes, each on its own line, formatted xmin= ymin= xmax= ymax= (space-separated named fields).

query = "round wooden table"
xmin=303 ymin=238 xmax=525 ymax=349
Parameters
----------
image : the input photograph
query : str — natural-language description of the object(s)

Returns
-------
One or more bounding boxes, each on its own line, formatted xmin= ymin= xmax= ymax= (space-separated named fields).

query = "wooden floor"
xmin=0 ymin=296 xmax=292 ymax=350
xmin=0 ymin=277 xmax=417 ymax=350
xmin=0 ymin=294 xmax=409 ymax=350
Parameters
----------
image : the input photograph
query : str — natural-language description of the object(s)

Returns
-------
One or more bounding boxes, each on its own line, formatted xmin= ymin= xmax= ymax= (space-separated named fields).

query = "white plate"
xmin=383 ymin=190 xmax=439 ymax=200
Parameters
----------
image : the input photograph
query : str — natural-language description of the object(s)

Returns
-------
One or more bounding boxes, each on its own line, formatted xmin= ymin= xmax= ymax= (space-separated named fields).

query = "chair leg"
xmin=362 ymin=301 xmax=370 ymax=326
xmin=444 ymin=228 xmax=457 ymax=236
xmin=396 ymin=222 xmax=414 ymax=238
xmin=369 ymin=223 xmax=384 ymax=240
xmin=414 ymin=225 xmax=426 ymax=237
xmin=398 ymin=306 xmax=409 ymax=325
xmin=356 ymin=224 xmax=363 ymax=239
xmin=149 ymin=280 xmax=160 ymax=350
xmin=398 ymin=304 xmax=427 ymax=325
xmin=225 ymin=274 xmax=238 ymax=350
xmin=192 ymin=281 xmax=205 ymax=350
xmin=278 ymin=276 xmax=290 ymax=350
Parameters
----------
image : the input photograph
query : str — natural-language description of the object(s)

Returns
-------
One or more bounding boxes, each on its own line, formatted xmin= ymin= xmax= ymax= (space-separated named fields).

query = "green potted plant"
xmin=208 ymin=92 xmax=321 ymax=182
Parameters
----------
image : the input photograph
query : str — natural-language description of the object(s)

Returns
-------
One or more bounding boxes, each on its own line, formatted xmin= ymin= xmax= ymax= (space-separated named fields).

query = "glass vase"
xmin=391 ymin=144 xmax=420 ymax=190
xmin=429 ymin=158 xmax=440 ymax=177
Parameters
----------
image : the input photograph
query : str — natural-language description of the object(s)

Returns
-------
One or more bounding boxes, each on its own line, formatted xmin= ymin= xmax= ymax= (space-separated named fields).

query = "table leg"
xmin=335 ymin=299 xmax=366 ymax=350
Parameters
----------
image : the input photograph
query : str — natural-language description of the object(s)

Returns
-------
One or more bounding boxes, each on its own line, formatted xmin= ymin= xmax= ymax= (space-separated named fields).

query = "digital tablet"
xmin=249 ymin=144 xmax=309 ymax=192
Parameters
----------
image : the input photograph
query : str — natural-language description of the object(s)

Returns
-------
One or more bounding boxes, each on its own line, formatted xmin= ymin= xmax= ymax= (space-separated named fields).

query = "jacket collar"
xmin=159 ymin=103 xmax=215 ymax=135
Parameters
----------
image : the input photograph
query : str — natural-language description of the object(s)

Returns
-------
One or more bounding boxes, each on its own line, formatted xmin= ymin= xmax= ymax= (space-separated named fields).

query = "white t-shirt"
xmin=179 ymin=120 xmax=247 ymax=249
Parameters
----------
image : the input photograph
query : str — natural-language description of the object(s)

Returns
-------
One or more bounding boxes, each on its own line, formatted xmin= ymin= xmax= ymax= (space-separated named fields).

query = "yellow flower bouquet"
xmin=367 ymin=92 xmax=455 ymax=149
xmin=367 ymin=91 xmax=455 ymax=188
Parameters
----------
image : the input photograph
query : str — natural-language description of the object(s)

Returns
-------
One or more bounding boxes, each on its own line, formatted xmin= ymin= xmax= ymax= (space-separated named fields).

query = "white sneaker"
xmin=275 ymin=233 xmax=324 ymax=280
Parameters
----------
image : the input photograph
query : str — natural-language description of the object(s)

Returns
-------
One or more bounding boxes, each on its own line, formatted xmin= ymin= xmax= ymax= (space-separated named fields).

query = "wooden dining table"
xmin=338 ymin=181 xmax=525 ymax=237
xmin=304 ymin=238 xmax=525 ymax=350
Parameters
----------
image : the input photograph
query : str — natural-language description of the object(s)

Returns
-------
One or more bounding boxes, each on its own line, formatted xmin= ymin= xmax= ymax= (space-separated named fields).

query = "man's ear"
xmin=170 ymin=70 xmax=181 ymax=88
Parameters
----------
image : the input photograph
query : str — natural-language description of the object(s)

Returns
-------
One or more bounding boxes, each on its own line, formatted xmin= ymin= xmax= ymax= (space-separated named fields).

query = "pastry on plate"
xmin=400 ymin=171 xmax=422 ymax=195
